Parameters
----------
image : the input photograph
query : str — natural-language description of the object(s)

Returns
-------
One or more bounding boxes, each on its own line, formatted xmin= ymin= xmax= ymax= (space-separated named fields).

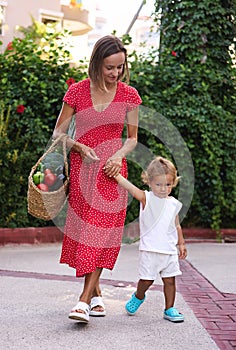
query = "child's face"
xmin=149 ymin=174 xmax=174 ymax=198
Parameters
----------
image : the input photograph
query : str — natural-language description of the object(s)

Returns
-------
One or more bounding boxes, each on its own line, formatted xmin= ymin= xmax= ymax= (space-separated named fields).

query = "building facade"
xmin=0 ymin=0 xmax=159 ymax=60
xmin=0 ymin=0 xmax=93 ymax=53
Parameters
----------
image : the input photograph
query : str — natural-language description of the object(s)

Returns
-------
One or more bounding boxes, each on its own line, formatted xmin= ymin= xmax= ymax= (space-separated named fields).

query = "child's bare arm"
xmin=114 ymin=174 xmax=146 ymax=207
xmin=175 ymin=215 xmax=187 ymax=259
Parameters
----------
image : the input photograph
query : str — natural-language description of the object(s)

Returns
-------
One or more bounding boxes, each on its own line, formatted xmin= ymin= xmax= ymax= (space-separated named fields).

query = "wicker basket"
xmin=27 ymin=135 xmax=70 ymax=220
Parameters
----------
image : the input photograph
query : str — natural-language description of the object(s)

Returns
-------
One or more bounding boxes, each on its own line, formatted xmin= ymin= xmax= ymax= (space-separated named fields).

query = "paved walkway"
xmin=0 ymin=242 xmax=235 ymax=349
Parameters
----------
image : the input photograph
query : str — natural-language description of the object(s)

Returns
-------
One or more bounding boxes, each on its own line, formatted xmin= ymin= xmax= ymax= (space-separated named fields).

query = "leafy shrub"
xmin=0 ymin=21 xmax=87 ymax=227
xmin=0 ymin=5 xmax=235 ymax=231
xmin=127 ymin=0 xmax=236 ymax=231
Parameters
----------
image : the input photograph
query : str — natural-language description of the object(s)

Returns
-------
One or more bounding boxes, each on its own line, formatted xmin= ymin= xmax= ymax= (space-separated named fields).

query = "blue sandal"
xmin=125 ymin=293 xmax=146 ymax=315
xmin=164 ymin=307 xmax=184 ymax=322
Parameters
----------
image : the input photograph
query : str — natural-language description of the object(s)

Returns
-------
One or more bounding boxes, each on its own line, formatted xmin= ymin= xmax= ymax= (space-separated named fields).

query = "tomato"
xmin=44 ymin=172 xmax=57 ymax=186
xmin=37 ymin=183 xmax=49 ymax=192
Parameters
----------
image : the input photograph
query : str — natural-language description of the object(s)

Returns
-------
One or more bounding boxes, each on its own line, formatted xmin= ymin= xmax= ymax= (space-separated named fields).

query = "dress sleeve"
xmin=125 ymin=85 xmax=142 ymax=112
xmin=62 ymin=83 xmax=79 ymax=110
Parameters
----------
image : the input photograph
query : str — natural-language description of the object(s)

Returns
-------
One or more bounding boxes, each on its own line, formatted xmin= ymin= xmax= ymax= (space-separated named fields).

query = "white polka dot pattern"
xmin=60 ymin=78 xmax=142 ymax=277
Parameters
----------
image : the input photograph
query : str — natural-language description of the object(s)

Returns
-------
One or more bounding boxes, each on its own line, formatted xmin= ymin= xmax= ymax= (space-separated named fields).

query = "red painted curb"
xmin=0 ymin=227 xmax=63 ymax=245
xmin=123 ymin=222 xmax=236 ymax=242
xmin=0 ymin=225 xmax=235 ymax=245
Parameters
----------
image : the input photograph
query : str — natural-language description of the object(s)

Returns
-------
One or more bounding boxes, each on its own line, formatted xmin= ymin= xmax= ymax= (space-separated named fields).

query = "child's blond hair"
xmin=141 ymin=156 xmax=180 ymax=187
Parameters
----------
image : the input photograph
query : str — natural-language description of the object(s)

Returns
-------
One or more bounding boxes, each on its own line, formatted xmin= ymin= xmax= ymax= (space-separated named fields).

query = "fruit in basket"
xmin=37 ymin=183 xmax=49 ymax=192
xmin=49 ymin=174 xmax=66 ymax=191
xmin=33 ymin=171 xmax=45 ymax=185
xmin=44 ymin=172 xmax=57 ymax=186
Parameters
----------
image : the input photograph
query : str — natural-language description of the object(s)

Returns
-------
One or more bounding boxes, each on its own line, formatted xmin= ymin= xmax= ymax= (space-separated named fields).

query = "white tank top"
xmin=139 ymin=191 xmax=182 ymax=254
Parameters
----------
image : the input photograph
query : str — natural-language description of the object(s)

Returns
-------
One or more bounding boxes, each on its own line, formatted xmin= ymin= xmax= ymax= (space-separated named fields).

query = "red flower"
xmin=16 ymin=105 xmax=25 ymax=114
xmin=7 ymin=42 xmax=13 ymax=51
xmin=66 ymin=78 xmax=76 ymax=87
xmin=171 ymin=50 xmax=177 ymax=57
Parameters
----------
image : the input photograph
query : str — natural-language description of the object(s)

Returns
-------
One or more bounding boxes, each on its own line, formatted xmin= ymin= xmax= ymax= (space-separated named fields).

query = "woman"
xmin=53 ymin=35 xmax=142 ymax=323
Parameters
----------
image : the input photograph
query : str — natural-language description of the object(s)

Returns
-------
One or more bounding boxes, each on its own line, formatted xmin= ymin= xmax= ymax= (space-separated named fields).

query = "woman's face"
xmin=102 ymin=52 xmax=125 ymax=86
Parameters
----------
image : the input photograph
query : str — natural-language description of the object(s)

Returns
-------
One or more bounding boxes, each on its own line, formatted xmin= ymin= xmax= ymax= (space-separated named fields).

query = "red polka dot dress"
xmin=60 ymin=78 xmax=142 ymax=277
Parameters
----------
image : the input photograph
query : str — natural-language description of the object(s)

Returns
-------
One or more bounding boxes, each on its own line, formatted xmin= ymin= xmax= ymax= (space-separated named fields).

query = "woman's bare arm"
xmin=53 ymin=102 xmax=99 ymax=162
xmin=104 ymin=107 xmax=139 ymax=177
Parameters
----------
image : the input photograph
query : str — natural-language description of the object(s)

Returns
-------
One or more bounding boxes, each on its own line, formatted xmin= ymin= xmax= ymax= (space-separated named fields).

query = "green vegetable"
xmin=36 ymin=162 xmax=45 ymax=173
xmin=33 ymin=171 xmax=45 ymax=185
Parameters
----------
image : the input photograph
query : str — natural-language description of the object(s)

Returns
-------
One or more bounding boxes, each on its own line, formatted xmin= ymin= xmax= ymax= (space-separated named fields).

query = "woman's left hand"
xmin=104 ymin=156 xmax=122 ymax=177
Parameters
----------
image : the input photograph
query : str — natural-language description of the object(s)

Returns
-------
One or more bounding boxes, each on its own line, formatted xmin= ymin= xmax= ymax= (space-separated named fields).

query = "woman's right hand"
xmin=53 ymin=103 xmax=99 ymax=164
xmin=73 ymin=142 xmax=100 ymax=164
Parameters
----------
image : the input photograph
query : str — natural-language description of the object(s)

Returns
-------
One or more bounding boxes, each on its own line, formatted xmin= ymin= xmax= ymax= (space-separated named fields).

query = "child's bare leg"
xmin=162 ymin=276 xmax=176 ymax=310
xmin=125 ymin=279 xmax=153 ymax=315
xmin=136 ymin=279 xmax=154 ymax=300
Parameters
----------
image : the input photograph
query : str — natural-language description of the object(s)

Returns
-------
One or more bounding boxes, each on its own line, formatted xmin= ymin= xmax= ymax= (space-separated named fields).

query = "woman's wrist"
xmin=113 ymin=150 xmax=125 ymax=159
xmin=71 ymin=141 xmax=83 ymax=153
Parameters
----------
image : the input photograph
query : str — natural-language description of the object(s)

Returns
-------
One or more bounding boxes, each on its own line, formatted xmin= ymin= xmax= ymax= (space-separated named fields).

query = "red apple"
xmin=44 ymin=172 xmax=57 ymax=186
xmin=37 ymin=183 xmax=49 ymax=192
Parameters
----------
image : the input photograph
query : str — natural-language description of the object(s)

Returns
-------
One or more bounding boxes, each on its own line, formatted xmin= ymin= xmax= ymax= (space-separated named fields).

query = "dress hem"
xmin=60 ymin=260 xmax=114 ymax=278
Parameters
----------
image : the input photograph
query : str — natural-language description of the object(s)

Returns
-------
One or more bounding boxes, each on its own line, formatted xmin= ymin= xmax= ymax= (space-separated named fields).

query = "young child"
xmin=114 ymin=156 xmax=187 ymax=322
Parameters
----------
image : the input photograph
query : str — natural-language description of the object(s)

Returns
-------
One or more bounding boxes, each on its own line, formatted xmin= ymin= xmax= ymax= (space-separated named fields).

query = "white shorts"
xmin=138 ymin=250 xmax=182 ymax=280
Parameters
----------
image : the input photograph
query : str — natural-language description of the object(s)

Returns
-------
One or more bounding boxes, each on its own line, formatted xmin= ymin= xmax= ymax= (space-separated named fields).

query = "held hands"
xmin=74 ymin=141 xmax=122 ymax=175
xmin=103 ymin=156 xmax=122 ymax=177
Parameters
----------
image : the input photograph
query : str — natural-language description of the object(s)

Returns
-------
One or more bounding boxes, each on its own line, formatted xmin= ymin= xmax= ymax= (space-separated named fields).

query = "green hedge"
xmin=128 ymin=0 xmax=236 ymax=231
xmin=0 ymin=7 xmax=235 ymax=231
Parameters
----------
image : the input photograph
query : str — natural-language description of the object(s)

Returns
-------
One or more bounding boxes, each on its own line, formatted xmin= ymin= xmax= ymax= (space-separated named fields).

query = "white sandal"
xmin=68 ymin=301 xmax=90 ymax=323
xmin=89 ymin=296 xmax=106 ymax=317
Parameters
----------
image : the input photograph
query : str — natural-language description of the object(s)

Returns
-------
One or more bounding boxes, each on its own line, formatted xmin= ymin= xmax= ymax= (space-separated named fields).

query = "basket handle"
xmin=32 ymin=134 xmax=70 ymax=177
xmin=62 ymin=135 xmax=69 ymax=178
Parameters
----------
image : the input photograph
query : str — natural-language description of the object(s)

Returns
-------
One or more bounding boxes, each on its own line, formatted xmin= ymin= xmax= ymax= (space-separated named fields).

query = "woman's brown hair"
xmin=88 ymin=35 xmax=129 ymax=91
